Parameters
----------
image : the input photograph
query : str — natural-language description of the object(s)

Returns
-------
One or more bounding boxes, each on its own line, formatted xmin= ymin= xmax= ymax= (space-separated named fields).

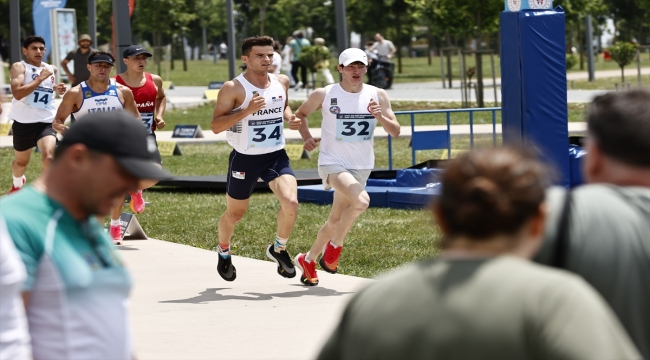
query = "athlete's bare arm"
xmin=9 ymin=62 xmax=51 ymax=100
xmin=152 ymin=74 xmax=166 ymax=130
xmin=210 ymin=80 xmax=265 ymax=134
xmin=371 ymin=89 xmax=400 ymax=137
xmin=53 ymin=86 xmax=83 ymax=134
xmin=295 ymin=88 xmax=327 ymax=151
xmin=116 ymin=85 xmax=141 ymax=120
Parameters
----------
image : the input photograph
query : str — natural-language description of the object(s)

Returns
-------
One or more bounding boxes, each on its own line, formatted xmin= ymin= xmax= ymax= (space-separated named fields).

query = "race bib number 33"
xmin=248 ymin=118 xmax=283 ymax=148
xmin=335 ymin=114 xmax=376 ymax=142
xmin=141 ymin=112 xmax=154 ymax=134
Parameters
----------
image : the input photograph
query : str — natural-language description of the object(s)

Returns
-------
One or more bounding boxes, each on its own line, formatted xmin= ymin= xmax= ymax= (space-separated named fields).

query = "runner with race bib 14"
xmin=293 ymin=48 xmax=400 ymax=286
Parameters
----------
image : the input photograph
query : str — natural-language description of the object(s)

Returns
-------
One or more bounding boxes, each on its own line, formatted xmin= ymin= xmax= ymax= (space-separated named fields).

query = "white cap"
xmin=338 ymin=48 xmax=368 ymax=66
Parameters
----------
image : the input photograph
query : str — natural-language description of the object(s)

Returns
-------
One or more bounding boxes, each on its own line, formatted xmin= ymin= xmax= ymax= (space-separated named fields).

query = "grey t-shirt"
xmin=372 ymin=40 xmax=395 ymax=62
xmin=65 ymin=47 xmax=95 ymax=86
xmin=536 ymin=185 xmax=650 ymax=359
xmin=319 ymin=256 xmax=641 ymax=360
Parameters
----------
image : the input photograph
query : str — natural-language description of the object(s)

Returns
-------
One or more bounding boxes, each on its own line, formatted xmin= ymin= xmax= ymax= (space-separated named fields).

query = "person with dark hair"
xmin=318 ymin=147 xmax=641 ymax=360
xmin=0 ymin=111 xmax=170 ymax=360
xmin=210 ymin=35 xmax=302 ymax=282
xmin=294 ymin=48 xmax=400 ymax=286
xmin=52 ymin=51 xmax=140 ymax=244
xmin=61 ymin=34 xmax=96 ymax=87
xmin=535 ymin=89 xmax=650 ymax=358
xmin=289 ymin=31 xmax=310 ymax=89
xmin=6 ymin=35 xmax=66 ymax=194
xmin=112 ymin=45 xmax=167 ymax=232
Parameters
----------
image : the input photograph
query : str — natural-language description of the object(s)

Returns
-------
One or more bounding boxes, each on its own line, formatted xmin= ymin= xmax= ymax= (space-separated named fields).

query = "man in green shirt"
xmin=535 ymin=89 xmax=650 ymax=358
xmin=1 ymin=111 xmax=170 ymax=359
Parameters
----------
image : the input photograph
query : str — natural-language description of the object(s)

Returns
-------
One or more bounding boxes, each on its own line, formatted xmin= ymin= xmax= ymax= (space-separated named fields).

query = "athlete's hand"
xmin=155 ymin=116 xmax=165 ymax=130
xmin=288 ymin=114 xmax=301 ymax=130
xmin=368 ymin=99 xmax=382 ymax=118
xmin=38 ymin=68 xmax=54 ymax=82
xmin=303 ymin=137 xmax=321 ymax=151
xmin=246 ymin=92 xmax=266 ymax=115
xmin=55 ymin=83 xmax=66 ymax=95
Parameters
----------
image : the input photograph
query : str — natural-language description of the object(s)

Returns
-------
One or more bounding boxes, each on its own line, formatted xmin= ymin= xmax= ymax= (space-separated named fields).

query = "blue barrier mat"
xmin=297 ymin=184 xmax=441 ymax=209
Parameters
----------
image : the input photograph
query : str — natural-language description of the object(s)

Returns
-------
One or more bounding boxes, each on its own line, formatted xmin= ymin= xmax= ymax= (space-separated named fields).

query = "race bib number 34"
xmin=248 ymin=118 xmax=283 ymax=148
xmin=27 ymin=86 xmax=54 ymax=110
xmin=335 ymin=114 xmax=376 ymax=142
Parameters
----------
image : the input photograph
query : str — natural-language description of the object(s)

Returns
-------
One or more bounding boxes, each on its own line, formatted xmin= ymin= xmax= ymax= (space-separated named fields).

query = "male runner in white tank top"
xmin=293 ymin=48 xmax=400 ymax=286
xmin=6 ymin=36 xmax=66 ymax=194
xmin=211 ymin=35 xmax=302 ymax=282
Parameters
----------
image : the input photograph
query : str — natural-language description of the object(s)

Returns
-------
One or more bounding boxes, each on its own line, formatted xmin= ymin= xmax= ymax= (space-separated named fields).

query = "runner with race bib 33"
xmin=293 ymin=48 xmax=400 ymax=286
xmin=210 ymin=35 xmax=302 ymax=282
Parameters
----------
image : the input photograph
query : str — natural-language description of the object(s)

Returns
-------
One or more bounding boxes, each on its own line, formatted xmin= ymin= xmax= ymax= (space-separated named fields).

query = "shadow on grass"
xmin=160 ymin=285 xmax=352 ymax=304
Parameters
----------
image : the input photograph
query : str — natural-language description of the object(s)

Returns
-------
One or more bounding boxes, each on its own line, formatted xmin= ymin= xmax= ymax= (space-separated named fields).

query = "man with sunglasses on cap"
xmin=53 ymin=51 xmax=140 ymax=244
xmin=112 ymin=45 xmax=167 ymax=227
xmin=61 ymin=34 xmax=96 ymax=87
xmin=1 ymin=111 xmax=170 ymax=360
xmin=293 ymin=48 xmax=400 ymax=286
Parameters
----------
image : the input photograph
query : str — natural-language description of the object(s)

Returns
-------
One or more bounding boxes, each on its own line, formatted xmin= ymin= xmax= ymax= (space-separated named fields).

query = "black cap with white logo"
xmin=59 ymin=111 xmax=171 ymax=180
xmin=123 ymin=45 xmax=153 ymax=58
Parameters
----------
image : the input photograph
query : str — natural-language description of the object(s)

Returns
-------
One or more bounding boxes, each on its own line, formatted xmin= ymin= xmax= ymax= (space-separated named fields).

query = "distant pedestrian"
xmin=318 ymin=147 xmax=641 ymax=360
xmin=282 ymin=37 xmax=296 ymax=86
xmin=61 ymin=34 xmax=96 ymax=87
xmin=270 ymin=41 xmax=283 ymax=75
xmin=370 ymin=33 xmax=396 ymax=88
xmin=364 ymin=41 xmax=378 ymax=85
xmin=220 ymin=41 xmax=228 ymax=59
xmin=289 ymin=31 xmax=310 ymax=89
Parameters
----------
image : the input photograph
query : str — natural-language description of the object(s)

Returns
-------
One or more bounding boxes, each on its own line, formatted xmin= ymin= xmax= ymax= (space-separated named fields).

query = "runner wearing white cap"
xmin=293 ymin=48 xmax=400 ymax=286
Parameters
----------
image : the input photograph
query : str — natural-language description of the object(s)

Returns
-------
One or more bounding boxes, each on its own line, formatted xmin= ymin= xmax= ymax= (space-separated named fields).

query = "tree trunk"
xmin=621 ymin=66 xmax=625 ymax=83
xmin=475 ymin=9 xmax=484 ymax=108
xmin=427 ymin=23 xmax=432 ymax=65
xmin=170 ymin=38 xmax=175 ymax=70
xmin=182 ymin=31 xmax=188 ymax=72
xmin=156 ymin=31 xmax=162 ymax=76
xmin=259 ymin=4 xmax=266 ymax=35
xmin=396 ymin=17 xmax=403 ymax=74
xmin=578 ymin=21 xmax=585 ymax=70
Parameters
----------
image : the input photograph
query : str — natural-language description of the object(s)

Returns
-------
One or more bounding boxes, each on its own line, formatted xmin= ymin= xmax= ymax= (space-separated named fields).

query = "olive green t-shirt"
xmin=319 ymin=256 xmax=641 ymax=360
xmin=536 ymin=185 xmax=650 ymax=359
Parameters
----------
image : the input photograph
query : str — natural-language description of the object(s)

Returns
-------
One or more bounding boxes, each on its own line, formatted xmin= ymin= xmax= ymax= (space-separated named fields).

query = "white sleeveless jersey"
xmin=8 ymin=61 xmax=57 ymax=124
xmin=71 ymin=79 xmax=124 ymax=121
xmin=319 ymin=83 xmax=379 ymax=169
xmin=227 ymin=74 xmax=287 ymax=155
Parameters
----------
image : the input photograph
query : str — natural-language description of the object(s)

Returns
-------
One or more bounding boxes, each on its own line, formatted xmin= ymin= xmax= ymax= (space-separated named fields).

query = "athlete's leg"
xmin=327 ymin=171 xmax=369 ymax=246
xmin=35 ymin=135 xmax=56 ymax=173
xmin=11 ymin=149 xmax=32 ymax=180
xmin=218 ymin=195 xmax=250 ymax=247
xmin=268 ymin=174 xmax=299 ymax=239
xmin=305 ymin=190 xmax=351 ymax=262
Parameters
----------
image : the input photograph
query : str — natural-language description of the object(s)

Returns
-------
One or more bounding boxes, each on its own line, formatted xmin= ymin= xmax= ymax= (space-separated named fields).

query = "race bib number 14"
xmin=27 ymin=86 xmax=54 ymax=110
xmin=248 ymin=118 xmax=283 ymax=148
xmin=335 ymin=114 xmax=376 ymax=142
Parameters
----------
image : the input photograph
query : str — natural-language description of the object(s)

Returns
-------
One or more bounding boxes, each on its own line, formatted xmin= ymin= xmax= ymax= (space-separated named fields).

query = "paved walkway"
xmin=119 ymin=238 xmax=371 ymax=360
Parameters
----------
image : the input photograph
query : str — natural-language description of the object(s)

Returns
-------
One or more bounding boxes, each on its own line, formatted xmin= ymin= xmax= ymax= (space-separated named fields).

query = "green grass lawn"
xmin=164 ymin=100 xmax=588 ymax=131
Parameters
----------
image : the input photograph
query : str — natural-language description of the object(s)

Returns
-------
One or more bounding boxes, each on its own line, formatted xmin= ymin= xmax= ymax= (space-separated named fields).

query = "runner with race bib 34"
xmin=210 ymin=35 xmax=302 ymax=282
xmin=293 ymin=48 xmax=400 ymax=286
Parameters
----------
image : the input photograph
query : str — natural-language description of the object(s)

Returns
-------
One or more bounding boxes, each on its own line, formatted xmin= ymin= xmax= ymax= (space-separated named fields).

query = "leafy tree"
xmin=608 ymin=41 xmax=638 ymax=82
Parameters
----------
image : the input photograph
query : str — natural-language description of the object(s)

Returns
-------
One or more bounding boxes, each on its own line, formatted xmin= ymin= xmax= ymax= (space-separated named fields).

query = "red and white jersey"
xmin=115 ymin=73 xmax=158 ymax=134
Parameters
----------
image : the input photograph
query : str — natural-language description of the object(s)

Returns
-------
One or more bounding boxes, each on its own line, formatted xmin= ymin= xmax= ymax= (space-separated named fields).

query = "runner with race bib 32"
xmin=293 ymin=48 xmax=400 ymax=286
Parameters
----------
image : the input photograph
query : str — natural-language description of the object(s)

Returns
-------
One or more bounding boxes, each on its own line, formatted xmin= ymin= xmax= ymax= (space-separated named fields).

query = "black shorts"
xmin=226 ymin=149 xmax=295 ymax=200
xmin=149 ymin=133 xmax=162 ymax=165
xmin=11 ymin=121 xmax=57 ymax=152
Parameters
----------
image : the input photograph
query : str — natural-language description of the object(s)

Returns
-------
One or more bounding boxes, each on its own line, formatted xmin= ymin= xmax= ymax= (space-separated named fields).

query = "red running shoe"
xmin=319 ymin=241 xmax=342 ymax=274
xmin=295 ymin=253 xmax=319 ymax=286
xmin=7 ymin=177 xmax=25 ymax=194
xmin=129 ymin=191 xmax=145 ymax=214
xmin=110 ymin=224 xmax=123 ymax=245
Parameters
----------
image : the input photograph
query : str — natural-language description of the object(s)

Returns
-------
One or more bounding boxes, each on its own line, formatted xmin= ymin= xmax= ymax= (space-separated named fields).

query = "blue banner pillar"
xmin=500 ymin=8 xmax=570 ymax=187
xmin=33 ymin=0 xmax=67 ymax=60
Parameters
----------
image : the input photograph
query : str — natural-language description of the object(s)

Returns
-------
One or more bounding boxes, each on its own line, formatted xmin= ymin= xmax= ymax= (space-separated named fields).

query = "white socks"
xmin=12 ymin=175 xmax=25 ymax=188
xmin=274 ymin=235 xmax=288 ymax=252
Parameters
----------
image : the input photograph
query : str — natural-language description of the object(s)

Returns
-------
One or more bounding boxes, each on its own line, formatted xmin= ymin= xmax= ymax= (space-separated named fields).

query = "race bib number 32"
xmin=335 ymin=114 xmax=376 ymax=142
xmin=27 ymin=86 xmax=54 ymax=110
xmin=248 ymin=118 xmax=283 ymax=148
